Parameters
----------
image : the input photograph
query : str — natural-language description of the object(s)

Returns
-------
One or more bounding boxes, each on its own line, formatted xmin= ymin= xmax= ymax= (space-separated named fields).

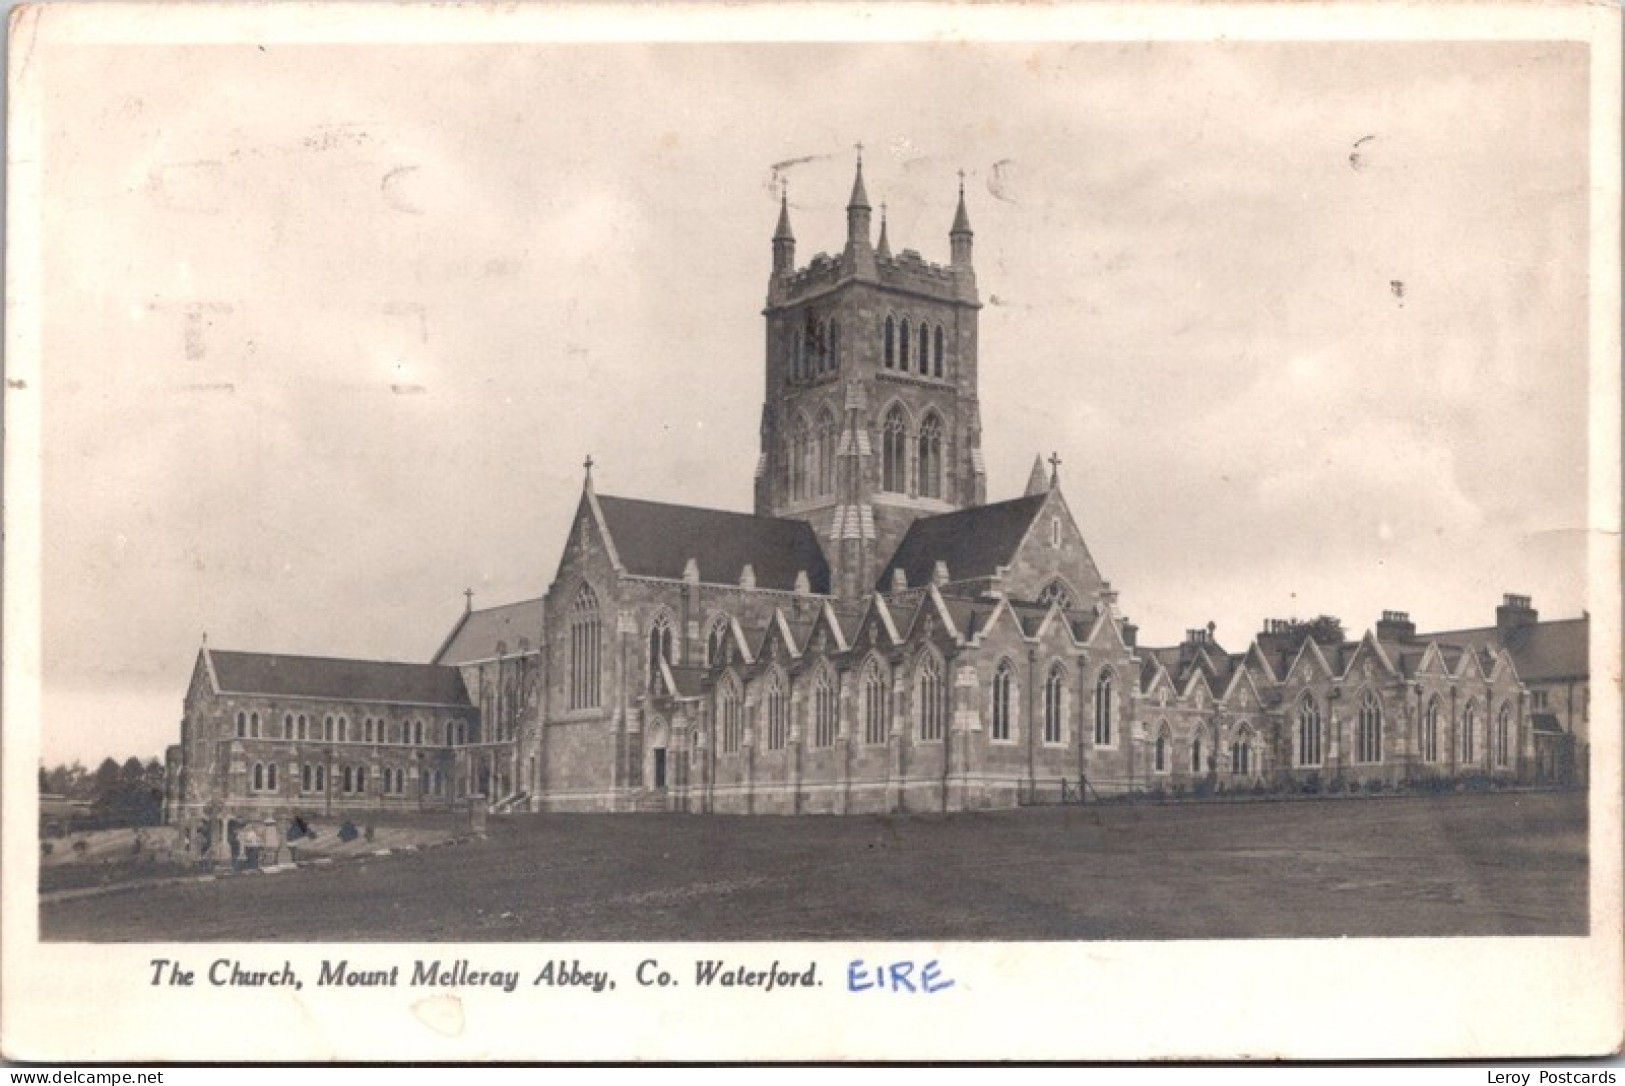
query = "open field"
xmin=40 ymin=791 xmax=1587 ymax=941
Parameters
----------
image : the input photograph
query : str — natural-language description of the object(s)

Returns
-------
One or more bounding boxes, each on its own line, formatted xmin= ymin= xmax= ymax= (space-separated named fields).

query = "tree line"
xmin=40 ymin=756 xmax=165 ymax=828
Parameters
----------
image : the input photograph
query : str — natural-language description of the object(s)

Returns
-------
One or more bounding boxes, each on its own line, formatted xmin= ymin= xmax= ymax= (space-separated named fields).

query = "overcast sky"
xmin=29 ymin=37 xmax=1592 ymax=766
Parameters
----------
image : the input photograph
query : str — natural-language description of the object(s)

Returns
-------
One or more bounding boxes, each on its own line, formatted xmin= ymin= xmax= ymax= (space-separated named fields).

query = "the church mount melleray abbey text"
xmin=166 ymin=157 xmax=1588 ymax=821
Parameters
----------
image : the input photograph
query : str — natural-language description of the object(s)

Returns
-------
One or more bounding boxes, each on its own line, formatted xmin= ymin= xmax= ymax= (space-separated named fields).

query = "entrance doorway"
xmin=644 ymin=718 xmax=670 ymax=791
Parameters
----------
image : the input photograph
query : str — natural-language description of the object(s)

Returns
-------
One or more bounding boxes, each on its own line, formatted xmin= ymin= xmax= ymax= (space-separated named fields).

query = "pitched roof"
xmin=879 ymin=493 xmax=1048 ymax=592
xmin=1417 ymin=617 xmax=1589 ymax=683
xmin=434 ymin=597 xmax=546 ymax=666
xmin=596 ymin=494 xmax=830 ymax=594
xmin=206 ymin=649 xmax=472 ymax=707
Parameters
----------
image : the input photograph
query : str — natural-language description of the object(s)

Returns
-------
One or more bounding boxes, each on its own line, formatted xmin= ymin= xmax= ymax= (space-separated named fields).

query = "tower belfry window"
xmin=883 ymin=316 xmax=896 ymax=369
xmin=882 ymin=406 xmax=908 ymax=493
xmin=827 ymin=320 xmax=840 ymax=372
xmin=816 ymin=408 xmax=837 ymax=497
xmin=899 ymin=318 xmax=911 ymax=369
xmin=933 ymin=324 xmax=945 ymax=377
xmin=918 ymin=413 xmax=943 ymax=499
xmin=918 ymin=323 xmax=930 ymax=375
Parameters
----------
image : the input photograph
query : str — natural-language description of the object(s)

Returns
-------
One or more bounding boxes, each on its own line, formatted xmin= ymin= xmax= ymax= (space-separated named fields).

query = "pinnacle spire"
xmin=876 ymin=202 xmax=891 ymax=260
xmin=1024 ymin=454 xmax=1048 ymax=497
xmin=848 ymin=144 xmax=870 ymax=210
xmin=951 ymin=169 xmax=972 ymax=235
xmin=773 ymin=180 xmax=794 ymax=242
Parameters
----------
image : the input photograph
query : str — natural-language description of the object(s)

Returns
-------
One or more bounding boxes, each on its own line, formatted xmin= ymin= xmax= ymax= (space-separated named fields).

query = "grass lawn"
xmin=39 ymin=790 xmax=1587 ymax=942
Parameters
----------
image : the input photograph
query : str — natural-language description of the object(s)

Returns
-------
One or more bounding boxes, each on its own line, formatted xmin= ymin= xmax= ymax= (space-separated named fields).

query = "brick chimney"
xmin=1376 ymin=610 xmax=1415 ymax=641
xmin=1496 ymin=594 xmax=1537 ymax=634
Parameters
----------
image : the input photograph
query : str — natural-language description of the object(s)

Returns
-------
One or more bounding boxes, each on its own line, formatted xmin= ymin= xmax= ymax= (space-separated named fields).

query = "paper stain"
xmin=382 ymin=165 xmax=425 ymax=215
xmin=7 ymin=379 xmax=26 ymax=390
xmin=411 ymin=993 xmax=465 ymax=1037
xmin=391 ymin=384 xmax=427 ymax=395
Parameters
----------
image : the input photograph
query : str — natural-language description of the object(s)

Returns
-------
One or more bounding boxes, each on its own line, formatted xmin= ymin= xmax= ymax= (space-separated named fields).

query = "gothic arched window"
xmin=253 ymin=762 xmax=265 ymax=791
xmin=1357 ymin=689 xmax=1383 ymax=764
xmin=812 ymin=667 xmax=837 ymax=748
xmin=788 ymin=414 xmax=810 ymax=502
xmin=1297 ymin=693 xmax=1323 ymax=767
xmin=763 ymin=674 xmax=787 ymax=751
xmin=1093 ymin=669 xmax=1115 ymax=746
xmin=991 ymin=660 xmax=1014 ymax=741
xmin=933 ymin=324 xmax=945 ymax=377
xmin=1423 ymin=695 xmax=1441 ymax=763
xmin=882 ymin=405 xmax=908 ymax=493
xmin=883 ymin=315 xmax=896 ymax=368
xmin=826 ymin=319 xmax=840 ymax=372
xmin=569 ymin=583 xmax=602 ymax=710
xmin=1496 ymin=703 xmax=1513 ymax=767
xmin=918 ymin=322 xmax=930 ymax=375
xmin=917 ymin=654 xmax=946 ymax=742
xmin=899 ymin=318 xmax=912 ymax=369
xmin=1231 ymin=726 xmax=1254 ymax=775
xmin=1043 ymin=663 xmax=1065 ymax=744
xmin=235 ymin=712 xmax=246 ymax=739
xmin=718 ymin=675 xmax=743 ymax=754
xmin=648 ymin=614 xmax=674 ymax=689
xmin=816 ymin=408 xmax=837 ymax=497
xmin=917 ymin=413 xmax=943 ymax=500
xmin=1462 ymin=701 xmax=1478 ymax=764
xmin=1154 ymin=724 xmax=1170 ymax=773
xmin=863 ymin=659 xmax=889 ymax=745
xmin=1191 ymin=727 xmax=1206 ymax=774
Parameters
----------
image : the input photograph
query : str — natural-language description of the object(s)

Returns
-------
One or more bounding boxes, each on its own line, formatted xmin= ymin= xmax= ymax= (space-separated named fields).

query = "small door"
xmin=653 ymin=748 xmax=667 ymax=789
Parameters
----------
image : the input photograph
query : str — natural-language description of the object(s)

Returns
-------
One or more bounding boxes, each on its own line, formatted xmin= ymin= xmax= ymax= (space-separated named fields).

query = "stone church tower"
xmin=755 ymin=154 xmax=987 ymax=599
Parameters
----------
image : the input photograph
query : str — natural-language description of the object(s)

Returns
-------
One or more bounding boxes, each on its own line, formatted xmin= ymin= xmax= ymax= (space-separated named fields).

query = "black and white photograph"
xmin=4 ymin=1 xmax=1620 ymax=1063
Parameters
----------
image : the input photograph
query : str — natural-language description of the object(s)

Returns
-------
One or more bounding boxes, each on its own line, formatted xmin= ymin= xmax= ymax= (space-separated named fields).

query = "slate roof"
xmin=207 ymin=649 xmax=472 ymax=707
xmin=434 ymin=597 xmax=546 ymax=666
xmin=1419 ymin=617 xmax=1588 ymax=683
xmin=879 ymin=493 xmax=1048 ymax=592
xmin=596 ymin=494 xmax=830 ymax=594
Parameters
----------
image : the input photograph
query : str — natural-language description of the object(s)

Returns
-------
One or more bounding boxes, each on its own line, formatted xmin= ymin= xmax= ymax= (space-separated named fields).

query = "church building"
xmin=166 ymin=157 xmax=1580 ymax=823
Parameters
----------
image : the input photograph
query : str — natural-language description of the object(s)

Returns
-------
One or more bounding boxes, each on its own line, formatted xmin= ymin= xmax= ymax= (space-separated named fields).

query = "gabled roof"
xmin=1419 ymin=617 xmax=1588 ymax=683
xmin=878 ymin=493 xmax=1049 ymax=592
xmin=595 ymin=494 xmax=830 ymax=594
xmin=434 ymin=597 xmax=546 ymax=666
xmin=205 ymin=648 xmax=472 ymax=707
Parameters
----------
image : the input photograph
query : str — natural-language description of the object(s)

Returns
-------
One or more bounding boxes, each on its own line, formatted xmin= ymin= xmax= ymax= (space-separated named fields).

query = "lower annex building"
xmin=165 ymin=158 xmax=1588 ymax=822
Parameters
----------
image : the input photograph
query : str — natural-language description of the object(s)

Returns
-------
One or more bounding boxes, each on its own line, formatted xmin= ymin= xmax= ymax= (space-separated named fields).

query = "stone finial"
xmin=740 ymin=563 xmax=756 ymax=589
xmin=891 ymin=567 xmax=907 ymax=592
xmin=683 ymin=558 xmax=700 ymax=584
xmin=794 ymin=570 xmax=811 ymax=594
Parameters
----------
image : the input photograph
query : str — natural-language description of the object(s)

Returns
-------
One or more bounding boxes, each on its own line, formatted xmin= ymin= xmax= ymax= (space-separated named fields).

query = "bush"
xmin=1327 ymin=776 xmax=1347 ymax=795
xmin=1300 ymin=773 xmax=1322 ymax=795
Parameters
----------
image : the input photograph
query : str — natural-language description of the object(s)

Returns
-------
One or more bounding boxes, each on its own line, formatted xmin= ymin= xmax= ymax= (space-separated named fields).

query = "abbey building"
xmin=165 ymin=158 xmax=1586 ymax=821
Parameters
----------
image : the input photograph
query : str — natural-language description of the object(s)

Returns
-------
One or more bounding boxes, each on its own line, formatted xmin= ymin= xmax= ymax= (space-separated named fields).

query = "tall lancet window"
xmin=933 ymin=324 xmax=945 ymax=377
xmin=826 ymin=320 xmax=840 ymax=372
xmin=917 ymin=413 xmax=943 ymax=499
xmin=1356 ymin=689 xmax=1383 ymax=764
xmin=899 ymin=318 xmax=911 ymax=369
xmin=790 ymin=415 xmax=811 ymax=501
xmin=883 ymin=316 xmax=896 ymax=368
xmin=648 ymin=614 xmax=674 ymax=689
xmin=882 ymin=406 xmax=908 ymax=493
xmin=569 ymin=583 xmax=601 ymax=710
xmin=816 ymin=408 xmax=837 ymax=497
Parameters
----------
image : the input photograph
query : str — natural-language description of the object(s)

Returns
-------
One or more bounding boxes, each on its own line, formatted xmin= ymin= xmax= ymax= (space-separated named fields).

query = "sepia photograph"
xmin=4 ymin=1 xmax=1620 ymax=1063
